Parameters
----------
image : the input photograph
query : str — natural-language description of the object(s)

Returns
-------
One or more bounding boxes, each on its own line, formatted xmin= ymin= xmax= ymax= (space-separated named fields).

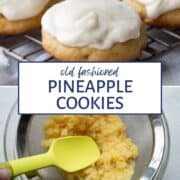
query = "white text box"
xmin=19 ymin=62 xmax=161 ymax=114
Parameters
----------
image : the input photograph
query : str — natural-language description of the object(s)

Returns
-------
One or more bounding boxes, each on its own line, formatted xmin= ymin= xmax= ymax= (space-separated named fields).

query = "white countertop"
xmin=0 ymin=87 xmax=17 ymax=161
xmin=0 ymin=86 xmax=180 ymax=179
xmin=162 ymin=86 xmax=180 ymax=180
xmin=0 ymin=49 xmax=18 ymax=86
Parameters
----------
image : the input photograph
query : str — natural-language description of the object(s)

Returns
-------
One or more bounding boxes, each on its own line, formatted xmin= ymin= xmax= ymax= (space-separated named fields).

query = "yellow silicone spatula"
xmin=0 ymin=136 xmax=100 ymax=177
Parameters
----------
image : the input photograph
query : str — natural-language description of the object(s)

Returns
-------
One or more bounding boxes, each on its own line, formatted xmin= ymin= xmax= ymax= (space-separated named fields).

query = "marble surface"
xmin=162 ymin=87 xmax=180 ymax=180
xmin=0 ymin=87 xmax=17 ymax=161
xmin=0 ymin=46 xmax=180 ymax=85
xmin=0 ymin=48 xmax=18 ymax=86
xmin=155 ymin=46 xmax=180 ymax=86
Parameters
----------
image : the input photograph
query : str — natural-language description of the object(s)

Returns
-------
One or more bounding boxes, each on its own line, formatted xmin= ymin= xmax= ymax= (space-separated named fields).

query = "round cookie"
xmin=124 ymin=0 xmax=180 ymax=27
xmin=42 ymin=0 xmax=147 ymax=61
xmin=0 ymin=0 xmax=58 ymax=35
xmin=42 ymin=25 xmax=147 ymax=61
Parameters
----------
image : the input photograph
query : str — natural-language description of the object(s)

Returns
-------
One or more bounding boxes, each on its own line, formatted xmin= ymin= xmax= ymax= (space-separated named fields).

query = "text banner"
xmin=19 ymin=62 xmax=161 ymax=114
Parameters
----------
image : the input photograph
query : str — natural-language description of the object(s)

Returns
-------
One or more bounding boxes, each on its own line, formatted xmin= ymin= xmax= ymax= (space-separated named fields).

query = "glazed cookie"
xmin=42 ymin=0 xmax=147 ymax=61
xmin=124 ymin=0 xmax=180 ymax=27
xmin=0 ymin=0 xmax=58 ymax=35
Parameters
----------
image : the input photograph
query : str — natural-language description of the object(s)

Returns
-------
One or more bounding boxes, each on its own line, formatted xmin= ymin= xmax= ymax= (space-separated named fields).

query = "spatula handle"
xmin=4 ymin=153 xmax=52 ymax=177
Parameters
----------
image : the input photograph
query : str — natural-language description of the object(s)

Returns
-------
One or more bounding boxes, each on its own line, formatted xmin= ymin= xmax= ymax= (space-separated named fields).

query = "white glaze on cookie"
xmin=42 ymin=0 xmax=141 ymax=50
xmin=137 ymin=0 xmax=180 ymax=19
xmin=0 ymin=0 xmax=50 ymax=21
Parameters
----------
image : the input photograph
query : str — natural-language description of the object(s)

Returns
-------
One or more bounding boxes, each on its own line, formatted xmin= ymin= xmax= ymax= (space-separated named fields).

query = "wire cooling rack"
xmin=0 ymin=27 xmax=180 ymax=62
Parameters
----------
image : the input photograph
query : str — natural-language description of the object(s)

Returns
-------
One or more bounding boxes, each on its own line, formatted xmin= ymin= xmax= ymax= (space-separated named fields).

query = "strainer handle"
xmin=1 ymin=152 xmax=52 ymax=177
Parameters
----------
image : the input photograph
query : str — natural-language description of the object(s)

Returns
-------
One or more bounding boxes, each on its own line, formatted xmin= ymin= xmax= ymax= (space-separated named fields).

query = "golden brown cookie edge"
xmin=42 ymin=25 xmax=147 ymax=61
xmin=124 ymin=0 xmax=180 ymax=28
xmin=0 ymin=0 xmax=58 ymax=35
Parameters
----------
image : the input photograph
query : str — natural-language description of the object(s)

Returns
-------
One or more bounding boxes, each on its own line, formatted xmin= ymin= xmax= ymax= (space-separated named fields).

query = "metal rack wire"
xmin=0 ymin=27 xmax=180 ymax=62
